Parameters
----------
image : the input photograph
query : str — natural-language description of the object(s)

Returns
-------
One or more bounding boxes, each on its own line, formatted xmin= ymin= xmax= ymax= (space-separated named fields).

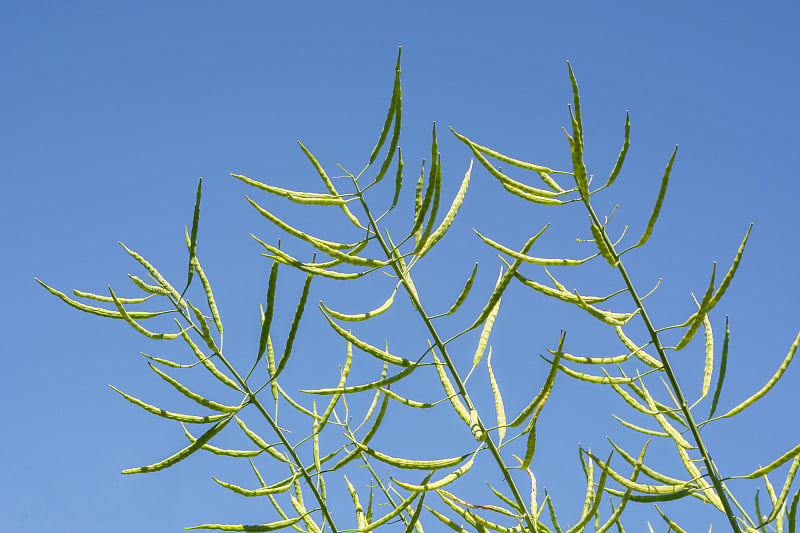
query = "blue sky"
xmin=3 ymin=3 xmax=799 ymax=532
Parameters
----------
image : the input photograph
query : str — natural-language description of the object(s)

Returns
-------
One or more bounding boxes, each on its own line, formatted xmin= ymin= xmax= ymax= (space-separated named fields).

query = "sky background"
xmin=3 ymin=3 xmax=799 ymax=532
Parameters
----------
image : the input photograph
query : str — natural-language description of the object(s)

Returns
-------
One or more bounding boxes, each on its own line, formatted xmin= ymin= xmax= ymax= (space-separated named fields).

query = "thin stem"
xmin=183 ymin=307 xmax=339 ymax=533
xmin=581 ymin=198 xmax=742 ymax=533
xmin=350 ymin=176 xmax=540 ymax=533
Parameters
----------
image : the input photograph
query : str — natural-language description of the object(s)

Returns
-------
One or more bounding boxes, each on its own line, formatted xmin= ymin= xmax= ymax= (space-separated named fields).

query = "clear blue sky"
xmin=3 ymin=3 xmax=799 ymax=532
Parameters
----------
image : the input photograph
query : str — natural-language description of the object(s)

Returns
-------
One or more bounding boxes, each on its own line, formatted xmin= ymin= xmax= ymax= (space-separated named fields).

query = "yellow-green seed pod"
xmin=590 ymin=222 xmax=617 ymax=267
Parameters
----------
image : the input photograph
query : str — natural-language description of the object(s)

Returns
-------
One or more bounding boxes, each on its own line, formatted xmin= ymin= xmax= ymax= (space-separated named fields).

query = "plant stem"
xmin=582 ymin=200 xmax=743 ymax=533
xmin=352 ymin=177 xmax=542 ymax=533
xmin=180 ymin=301 xmax=339 ymax=533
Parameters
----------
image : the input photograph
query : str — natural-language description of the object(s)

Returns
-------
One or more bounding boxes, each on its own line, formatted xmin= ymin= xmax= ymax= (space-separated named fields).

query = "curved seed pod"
xmin=109 ymin=386 xmax=228 ymax=424
xmin=572 ymin=290 xmax=636 ymax=326
xmin=451 ymin=130 xmax=560 ymax=195
xmin=607 ymin=438 xmax=690 ymax=486
xmin=254 ymin=223 xmax=384 ymax=270
xmin=473 ymin=288 xmax=502 ymax=369
xmin=185 ymin=178 xmax=202 ymax=289
xmin=613 ymin=415 xmax=670 ymax=439
xmin=743 ymin=444 xmax=800 ymax=480
xmin=554 ymin=349 xmax=633 ymax=365
xmin=191 ymin=256 xmax=222 ymax=338
xmin=675 ymin=263 xmax=717 ymax=351
xmin=36 ymin=279 xmax=170 ymax=320
xmin=368 ymin=49 xmax=400 ymax=166
xmin=487 ymin=348 xmax=507 ymax=444
xmin=432 ymin=351 xmax=470 ymax=425
xmin=122 ymin=414 xmax=232 ymax=474
xmin=128 ymin=274 xmax=171 ymax=296
xmin=566 ymin=453 xmax=611 ymax=533
xmin=416 ymin=125 xmax=441 ymax=252
xmin=233 ymin=416 xmax=289 ymax=464
xmin=232 ymin=173 xmax=345 ymax=202
xmin=590 ymin=222 xmax=617 ymax=267
xmin=277 ymin=381 xmax=315 ymax=419
xmin=417 ymin=159 xmax=472 ymax=258
xmin=604 ymin=112 xmax=630 ymax=189
xmin=585 ymin=450 xmax=691 ymax=496
xmin=257 ymin=258 xmax=279 ymax=365
xmin=181 ymin=424 xmax=260 ymax=457
xmin=119 ymin=243 xmax=184 ymax=305
xmin=372 ymin=49 xmax=402 ymax=186
xmin=273 ymin=273 xmax=313 ymax=381
xmin=475 ymin=229 xmax=593 ymax=266
xmin=618 ymin=367 xmax=685 ymax=426
xmin=699 ymin=313 xmax=714 ymax=401
xmin=514 ymin=270 xmax=624 ymax=305
xmin=393 ymin=454 xmax=476 ymax=493
xmin=320 ymin=286 xmax=398 ymax=322
xmin=188 ymin=301 xmax=218 ymax=354
xmin=321 ymin=309 xmax=414 ymax=366
xmin=637 ymin=379 xmax=695 ymax=450
xmin=301 ymin=364 xmax=418 ymax=395
xmin=108 ymin=287 xmax=183 ymax=340
xmin=635 ymin=147 xmax=677 ymax=248
xmin=186 ymin=514 xmax=306 ymax=532
xmin=315 ymin=341 xmax=353 ymax=431
xmin=551 ymin=360 xmax=633 ymax=384
xmin=564 ymin=128 xmax=589 ymax=202
xmin=245 ymin=196 xmax=354 ymax=250
xmin=149 ymin=364 xmax=242 ymax=413
xmin=511 ymin=337 xmax=563 ymax=427
xmin=412 ymin=160 xmax=425 ymax=238
xmin=253 ymin=236 xmax=369 ymax=280
xmin=708 ymin=316 xmax=730 ymax=418
xmin=359 ymin=489 xmax=422 ymax=532
xmin=760 ymin=455 xmax=800 ymax=525
xmin=788 ymin=486 xmax=800 ymax=533
xmin=344 ymin=475 xmax=368 ymax=530
xmin=519 ymin=347 xmax=563 ymax=468
xmin=604 ymin=487 xmax=693 ymax=503
xmin=212 ymin=475 xmax=295 ymax=497
xmin=332 ymin=392 xmax=390 ymax=471
xmin=438 ymin=491 xmax=518 ymax=532
xmin=379 ymin=387 xmax=433 ymax=409
xmin=465 ymin=141 xmax=565 ymax=204
xmin=141 ymin=352 xmax=195 ymax=368
xmin=469 ymin=408 xmax=486 ymax=442
xmin=391 ymin=147 xmax=404 ymax=209
xmin=297 ymin=141 xmax=364 ymax=228
xmin=402 ymin=491 xmax=426 ymax=533
xmin=437 ymin=489 xmax=519 ymax=520
xmin=410 ymin=158 xmax=436 ymax=246
xmin=442 ymin=263 xmax=478 ymax=316
xmin=654 ymin=505 xmax=689 ymax=533
xmin=608 ymin=381 xmax=660 ymax=416
xmin=709 ymin=224 xmax=752 ymax=310
xmin=73 ymin=289 xmax=152 ymax=304
xmin=720 ymin=329 xmax=800 ymax=419
xmin=449 ymin=127 xmax=561 ymax=189
xmin=345 ymin=435 xmax=469 ymax=470
xmin=416 ymin=157 xmax=442 ymax=254
xmin=178 ymin=328 xmax=241 ymax=392
xmin=614 ymin=327 xmax=662 ymax=369
xmin=470 ymin=232 xmax=542 ymax=330
xmin=567 ymin=62 xmax=584 ymax=144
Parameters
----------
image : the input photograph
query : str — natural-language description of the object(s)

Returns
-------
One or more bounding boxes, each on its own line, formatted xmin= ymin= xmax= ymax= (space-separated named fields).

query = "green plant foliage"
xmin=39 ymin=48 xmax=799 ymax=533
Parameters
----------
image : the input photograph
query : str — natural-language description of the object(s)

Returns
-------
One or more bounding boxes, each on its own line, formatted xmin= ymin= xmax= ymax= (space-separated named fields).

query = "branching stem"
xmin=581 ymin=198 xmax=743 ymax=533
xmin=351 ymin=176 xmax=541 ymax=533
